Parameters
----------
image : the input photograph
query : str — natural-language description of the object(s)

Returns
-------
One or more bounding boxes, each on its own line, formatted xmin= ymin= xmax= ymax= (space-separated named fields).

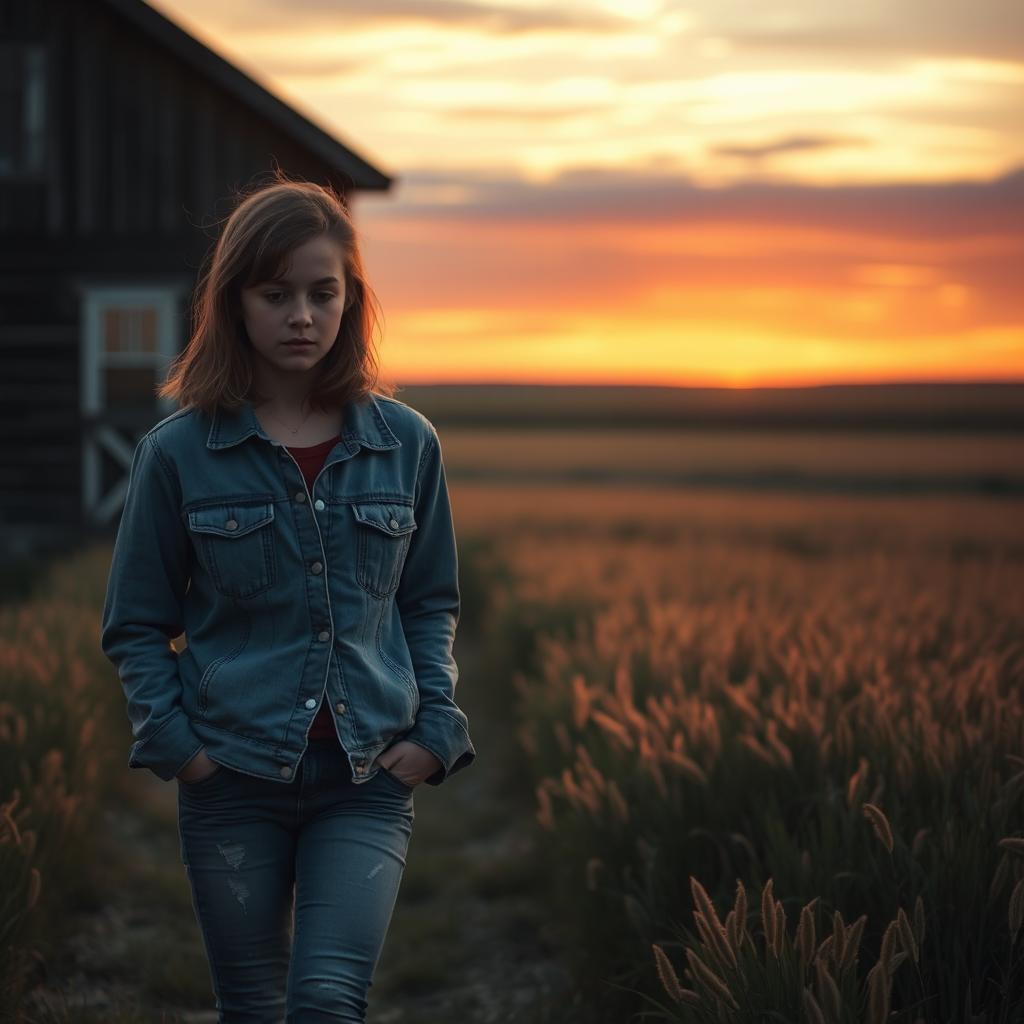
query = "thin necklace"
xmin=263 ymin=402 xmax=314 ymax=435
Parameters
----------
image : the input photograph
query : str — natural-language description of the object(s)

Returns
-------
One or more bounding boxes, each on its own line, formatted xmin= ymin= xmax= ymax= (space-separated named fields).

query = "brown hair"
xmin=159 ymin=168 xmax=396 ymax=416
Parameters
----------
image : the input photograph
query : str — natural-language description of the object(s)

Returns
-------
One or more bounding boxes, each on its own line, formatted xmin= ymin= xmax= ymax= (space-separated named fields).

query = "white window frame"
xmin=81 ymin=284 xmax=184 ymax=524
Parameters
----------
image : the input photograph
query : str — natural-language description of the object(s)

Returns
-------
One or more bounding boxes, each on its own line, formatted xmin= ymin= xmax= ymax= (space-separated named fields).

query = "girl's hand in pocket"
xmin=376 ymin=740 xmax=442 ymax=787
xmin=177 ymin=747 xmax=220 ymax=783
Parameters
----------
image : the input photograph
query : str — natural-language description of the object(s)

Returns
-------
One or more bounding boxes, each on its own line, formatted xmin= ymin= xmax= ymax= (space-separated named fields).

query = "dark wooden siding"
xmin=0 ymin=0 xmax=352 ymax=259
xmin=0 ymin=0 xmax=371 ymax=557
xmin=0 ymin=325 xmax=80 ymax=522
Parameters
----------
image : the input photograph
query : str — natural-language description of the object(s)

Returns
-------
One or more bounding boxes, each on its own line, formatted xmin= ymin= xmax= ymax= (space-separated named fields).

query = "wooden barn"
xmin=0 ymin=0 xmax=393 ymax=563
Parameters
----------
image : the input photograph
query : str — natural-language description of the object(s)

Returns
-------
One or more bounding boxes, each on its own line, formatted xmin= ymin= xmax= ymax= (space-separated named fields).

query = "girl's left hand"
xmin=376 ymin=740 xmax=442 ymax=787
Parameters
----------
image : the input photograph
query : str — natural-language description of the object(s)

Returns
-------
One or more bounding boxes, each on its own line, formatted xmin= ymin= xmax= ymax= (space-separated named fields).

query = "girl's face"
xmin=239 ymin=233 xmax=347 ymax=387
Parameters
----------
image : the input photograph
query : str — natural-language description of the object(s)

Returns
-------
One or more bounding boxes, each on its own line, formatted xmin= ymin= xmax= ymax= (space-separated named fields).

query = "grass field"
xmin=4 ymin=405 xmax=1023 ymax=1021
xmin=397 ymin=382 xmax=1024 ymax=432
xmin=441 ymin=429 xmax=1024 ymax=482
xmin=464 ymin=474 xmax=1024 ymax=1021
xmin=449 ymin=480 xmax=1024 ymax=554
xmin=437 ymin=427 xmax=1024 ymax=498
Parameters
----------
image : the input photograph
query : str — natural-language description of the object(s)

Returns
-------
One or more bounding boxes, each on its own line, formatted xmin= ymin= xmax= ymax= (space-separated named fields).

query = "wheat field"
xmin=464 ymin=480 xmax=1024 ymax=1022
xmin=3 ymin=423 xmax=1022 ymax=1020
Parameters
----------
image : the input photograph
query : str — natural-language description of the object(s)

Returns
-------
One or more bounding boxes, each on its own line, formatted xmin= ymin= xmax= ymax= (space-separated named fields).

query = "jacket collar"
xmin=206 ymin=392 xmax=401 ymax=452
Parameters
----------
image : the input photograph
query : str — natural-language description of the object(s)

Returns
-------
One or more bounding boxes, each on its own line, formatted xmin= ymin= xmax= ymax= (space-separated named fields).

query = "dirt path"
xmin=21 ymin=639 xmax=574 ymax=1023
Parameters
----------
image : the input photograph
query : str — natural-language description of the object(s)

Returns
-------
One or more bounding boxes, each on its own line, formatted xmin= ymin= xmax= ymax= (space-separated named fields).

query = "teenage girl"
xmin=100 ymin=171 xmax=476 ymax=1022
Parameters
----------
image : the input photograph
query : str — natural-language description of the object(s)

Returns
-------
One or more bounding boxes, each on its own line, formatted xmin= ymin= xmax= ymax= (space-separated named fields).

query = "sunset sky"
xmin=152 ymin=0 xmax=1024 ymax=386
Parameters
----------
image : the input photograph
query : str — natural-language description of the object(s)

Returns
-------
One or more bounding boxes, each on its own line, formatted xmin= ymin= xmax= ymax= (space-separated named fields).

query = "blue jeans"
xmin=176 ymin=737 xmax=415 ymax=1022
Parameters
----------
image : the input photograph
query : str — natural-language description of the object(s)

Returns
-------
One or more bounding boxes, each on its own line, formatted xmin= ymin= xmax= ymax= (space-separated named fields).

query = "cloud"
xmin=346 ymin=160 xmax=1024 ymax=383
xmin=711 ymin=134 xmax=869 ymax=161
xmin=728 ymin=27 xmax=1024 ymax=63
xmin=258 ymin=54 xmax=367 ymax=78
xmin=366 ymin=164 xmax=1024 ymax=241
xmin=720 ymin=0 xmax=1024 ymax=63
xmin=236 ymin=0 xmax=630 ymax=35
xmin=440 ymin=103 xmax=613 ymax=122
xmin=355 ymin=163 xmax=1024 ymax=333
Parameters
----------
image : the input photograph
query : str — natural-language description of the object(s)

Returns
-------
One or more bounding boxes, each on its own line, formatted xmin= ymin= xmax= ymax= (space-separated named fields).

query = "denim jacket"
xmin=99 ymin=391 xmax=475 ymax=788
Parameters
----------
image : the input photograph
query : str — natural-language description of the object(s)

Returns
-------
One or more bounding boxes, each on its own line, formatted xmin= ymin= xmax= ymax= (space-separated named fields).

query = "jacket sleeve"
xmin=395 ymin=424 xmax=476 ymax=785
xmin=99 ymin=431 xmax=204 ymax=782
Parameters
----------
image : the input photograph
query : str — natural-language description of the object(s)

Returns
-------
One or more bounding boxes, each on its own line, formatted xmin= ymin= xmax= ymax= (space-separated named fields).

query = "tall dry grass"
xmin=0 ymin=546 xmax=128 ymax=1012
xmin=475 ymin=497 xmax=1024 ymax=1021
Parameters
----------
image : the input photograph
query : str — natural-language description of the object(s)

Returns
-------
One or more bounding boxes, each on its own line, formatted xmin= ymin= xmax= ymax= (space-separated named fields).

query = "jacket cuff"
xmin=127 ymin=711 xmax=205 ymax=782
xmin=404 ymin=710 xmax=476 ymax=786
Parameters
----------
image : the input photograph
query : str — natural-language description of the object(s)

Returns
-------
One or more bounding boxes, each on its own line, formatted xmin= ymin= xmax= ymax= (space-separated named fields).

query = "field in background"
xmin=439 ymin=428 xmax=1024 ymax=494
xmin=406 ymin=382 xmax=1024 ymax=497
xmin=398 ymin=382 xmax=1024 ymax=432
xmin=466 ymin=479 xmax=1024 ymax=1021
xmin=449 ymin=482 xmax=1024 ymax=552
xmin=5 ymin=381 xmax=1023 ymax=1020
xmin=429 ymin=383 xmax=1024 ymax=1019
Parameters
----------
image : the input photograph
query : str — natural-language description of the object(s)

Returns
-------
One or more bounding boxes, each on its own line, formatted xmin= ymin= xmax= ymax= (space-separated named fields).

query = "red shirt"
xmin=286 ymin=433 xmax=344 ymax=743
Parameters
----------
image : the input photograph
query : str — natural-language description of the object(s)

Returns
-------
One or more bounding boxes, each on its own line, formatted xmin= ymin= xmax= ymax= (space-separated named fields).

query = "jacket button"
xmin=389 ymin=518 xmax=400 ymax=530
xmin=280 ymin=765 xmax=293 ymax=779
xmin=314 ymin=499 xmax=325 ymax=511
xmin=318 ymin=630 xmax=330 ymax=642
xmin=304 ymin=698 xmax=317 ymax=710
xmin=335 ymin=701 xmax=346 ymax=714
xmin=225 ymin=519 xmax=238 ymax=531
xmin=295 ymin=491 xmax=307 ymax=503
xmin=311 ymin=561 xmax=323 ymax=574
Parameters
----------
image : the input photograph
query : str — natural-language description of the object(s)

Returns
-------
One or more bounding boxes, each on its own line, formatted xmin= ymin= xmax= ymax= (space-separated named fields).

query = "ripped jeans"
xmin=176 ymin=737 xmax=415 ymax=1023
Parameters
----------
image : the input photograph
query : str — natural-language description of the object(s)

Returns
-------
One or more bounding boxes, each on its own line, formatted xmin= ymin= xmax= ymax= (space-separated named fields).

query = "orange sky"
xmin=153 ymin=0 xmax=1024 ymax=386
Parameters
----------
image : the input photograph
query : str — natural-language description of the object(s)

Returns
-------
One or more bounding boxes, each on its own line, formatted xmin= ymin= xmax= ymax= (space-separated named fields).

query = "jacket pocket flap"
xmin=188 ymin=501 xmax=275 ymax=538
xmin=351 ymin=502 xmax=417 ymax=536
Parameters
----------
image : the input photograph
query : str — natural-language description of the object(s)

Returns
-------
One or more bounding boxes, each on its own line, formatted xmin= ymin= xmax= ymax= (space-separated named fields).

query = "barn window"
xmin=0 ymin=43 xmax=47 ymax=177
xmin=81 ymin=285 xmax=185 ymax=524
xmin=103 ymin=307 xmax=160 ymax=354
xmin=82 ymin=288 xmax=181 ymax=412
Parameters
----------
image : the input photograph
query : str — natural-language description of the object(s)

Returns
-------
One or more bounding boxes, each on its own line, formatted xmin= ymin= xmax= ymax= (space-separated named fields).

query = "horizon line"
xmin=388 ymin=378 xmax=1024 ymax=390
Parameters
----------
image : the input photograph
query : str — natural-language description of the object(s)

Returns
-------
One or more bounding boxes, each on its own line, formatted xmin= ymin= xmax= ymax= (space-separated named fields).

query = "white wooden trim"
xmin=90 ymin=426 xmax=135 ymax=524
xmin=84 ymin=425 xmax=136 ymax=524
xmin=81 ymin=285 xmax=181 ymax=412
xmin=81 ymin=284 xmax=185 ymax=523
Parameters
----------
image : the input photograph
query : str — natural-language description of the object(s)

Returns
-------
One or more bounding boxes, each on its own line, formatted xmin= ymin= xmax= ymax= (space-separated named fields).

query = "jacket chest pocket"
xmin=351 ymin=501 xmax=417 ymax=599
xmin=187 ymin=500 xmax=277 ymax=600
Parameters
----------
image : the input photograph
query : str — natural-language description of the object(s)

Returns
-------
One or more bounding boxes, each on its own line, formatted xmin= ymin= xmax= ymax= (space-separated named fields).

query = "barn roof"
xmin=99 ymin=0 xmax=394 ymax=191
